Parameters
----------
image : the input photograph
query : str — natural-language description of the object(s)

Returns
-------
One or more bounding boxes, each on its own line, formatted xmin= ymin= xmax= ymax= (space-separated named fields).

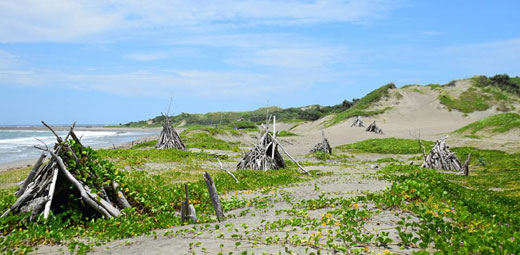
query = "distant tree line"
xmin=123 ymin=99 xmax=355 ymax=127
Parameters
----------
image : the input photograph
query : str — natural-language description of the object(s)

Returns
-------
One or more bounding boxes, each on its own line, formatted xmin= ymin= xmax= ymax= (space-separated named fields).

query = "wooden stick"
xmin=271 ymin=137 xmax=310 ymax=175
xmin=463 ymin=153 xmax=471 ymax=176
xmin=43 ymin=167 xmax=59 ymax=219
xmin=112 ymin=181 xmax=131 ymax=209
xmin=41 ymin=121 xmax=63 ymax=143
xmin=218 ymin=158 xmax=239 ymax=183
xmin=16 ymin=152 xmax=46 ymax=197
xmin=203 ymin=172 xmax=225 ymax=222
xmin=272 ymin=116 xmax=276 ymax=159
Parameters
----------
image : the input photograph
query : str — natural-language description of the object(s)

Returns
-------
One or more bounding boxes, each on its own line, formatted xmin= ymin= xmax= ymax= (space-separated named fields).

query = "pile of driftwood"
xmin=2 ymin=122 xmax=131 ymax=221
xmin=351 ymin=116 xmax=364 ymax=127
xmin=156 ymin=116 xmax=186 ymax=150
xmin=366 ymin=121 xmax=383 ymax=134
xmin=237 ymin=116 xmax=309 ymax=175
xmin=237 ymin=130 xmax=286 ymax=170
xmin=310 ymin=131 xmax=332 ymax=154
xmin=422 ymin=136 xmax=471 ymax=175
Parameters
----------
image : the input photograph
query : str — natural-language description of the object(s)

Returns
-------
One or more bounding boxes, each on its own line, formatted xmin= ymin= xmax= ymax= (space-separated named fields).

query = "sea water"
xmin=0 ymin=129 xmax=158 ymax=164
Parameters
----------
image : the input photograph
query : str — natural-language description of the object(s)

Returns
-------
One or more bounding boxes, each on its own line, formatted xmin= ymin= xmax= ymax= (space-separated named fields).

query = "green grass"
xmin=276 ymin=130 xmax=298 ymax=137
xmin=329 ymin=83 xmax=397 ymax=125
xmin=455 ymin=113 xmax=520 ymax=134
xmin=439 ymin=87 xmax=491 ymax=113
xmin=130 ymin=140 xmax=157 ymax=149
xmin=337 ymin=138 xmax=434 ymax=154
xmin=182 ymin=132 xmax=242 ymax=151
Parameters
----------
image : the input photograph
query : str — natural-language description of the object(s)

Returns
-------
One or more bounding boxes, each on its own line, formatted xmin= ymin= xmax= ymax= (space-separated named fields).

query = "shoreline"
xmin=0 ymin=131 xmax=159 ymax=173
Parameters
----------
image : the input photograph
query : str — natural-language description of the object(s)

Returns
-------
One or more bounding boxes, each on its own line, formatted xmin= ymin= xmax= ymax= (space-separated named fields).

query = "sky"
xmin=1 ymin=0 xmax=519 ymax=125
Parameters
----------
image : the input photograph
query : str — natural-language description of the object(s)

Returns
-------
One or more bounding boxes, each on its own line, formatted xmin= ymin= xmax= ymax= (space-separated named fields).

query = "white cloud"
xmin=0 ymin=0 xmax=121 ymax=42
xmin=0 ymin=50 xmax=21 ymax=68
xmin=0 ymin=66 xmax=334 ymax=98
xmin=235 ymin=47 xmax=346 ymax=69
xmin=0 ymin=0 xmax=403 ymax=42
xmin=124 ymin=52 xmax=169 ymax=61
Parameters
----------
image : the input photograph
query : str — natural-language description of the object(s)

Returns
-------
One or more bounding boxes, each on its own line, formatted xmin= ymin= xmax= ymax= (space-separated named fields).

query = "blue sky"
xmin=1 ymin=0 xmax=519 ymax=125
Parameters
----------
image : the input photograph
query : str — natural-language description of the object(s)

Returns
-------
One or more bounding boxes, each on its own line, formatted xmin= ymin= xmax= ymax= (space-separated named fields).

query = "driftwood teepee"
xmin=237 ymin=116 xmax=309 ymax=175
xmin=155 ymin=99 xmax=186 ymax=150
xmin=422 ymin=136 xmax=470 ymax=173
xmin=2 ymin=122 xmax=131 ymax=221
xmin=156 ymin=116 xmax=186 ymax=150
xmin=351 ymin=116 xmax=364 ymax=127
xmin=310 ymin=131 xmax=332 ymax=154
xmin=237 ymin=129 xmax=286 ymax=170
xmin=366 ymin=121 xmax=383 ymax=134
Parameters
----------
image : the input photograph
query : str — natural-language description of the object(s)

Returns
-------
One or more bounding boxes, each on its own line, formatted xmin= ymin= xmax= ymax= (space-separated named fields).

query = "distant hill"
xmin=121 ymin=74 xmax=520 ymax=128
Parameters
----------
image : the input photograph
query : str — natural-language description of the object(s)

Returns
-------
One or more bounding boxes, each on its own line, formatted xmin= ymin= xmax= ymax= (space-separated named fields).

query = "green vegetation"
xmin=181 ymin=125 xmax=242 ymax=137
xmin=455 ymin=112 xmax=520 ymax=134
xmin=130 ymin=140 xmax=157 ymax=149
xmin=374 ymin=164 xmax=519 ymax=253
xmin=330 ymin=83 xmax=397 ymax=125
xmin=450 ymin=147 xmax=520 ymax=197
xmin=439 ymin=87 xmax=491 ymax=113
xmin=337 ymin=138 xmax=434 ymax=154
xmin=473 ymin=74 xmax=520 ymax=96
xmin=123 ymin=101 xmax=354 ymax=128
xmin=182 ymin=132 xmax=242 ymax=151
xmin=276 ymin=130 xmax=298 ymax=137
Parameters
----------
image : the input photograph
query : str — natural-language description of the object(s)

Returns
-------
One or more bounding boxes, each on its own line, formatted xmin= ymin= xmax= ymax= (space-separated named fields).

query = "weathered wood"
xmin=271 ymin=137 xmax=310 ymax=175
xmin=43 ymin=167 xmax=59 ymax=219
xmin=366 ymin=121 xmax=383 ymax=134
xmin=16 ymin=152 xmax=46 ymax=197
xmin=218 ymin=158 xmax=239 ymax=183
xmin=237 ymin=131 xmax=286 ymax=171
xmin=463 ymin=153 xmax=471 ymax=176
xmin=155 ymin=116 xmax=185 ymax=150
xmin=41 ymin=121 xmax=63 ymax=143
xmin=351 ymin=116 xmax=364 ymax=127
xmin=310 ymin=130 xmax=332 ymax=154
xmin=5 ymin=122 xmax=132 ymax=221
xmin=112 ymin=181 xmax=131 ymax=209
xmin=181 ymin=183 xmax=197 ymax=223
xmin=272 ymin=116 xmax=276 ymax=159
xmin=422 ymin=136 xmax=463 ymax=172
xmin=203 ymin=172 xmax=225 ymax=222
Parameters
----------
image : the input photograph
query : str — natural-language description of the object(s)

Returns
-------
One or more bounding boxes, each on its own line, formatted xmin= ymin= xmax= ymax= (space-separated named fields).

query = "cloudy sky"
xmin=1 ymin=0 xmax=519 ymax=124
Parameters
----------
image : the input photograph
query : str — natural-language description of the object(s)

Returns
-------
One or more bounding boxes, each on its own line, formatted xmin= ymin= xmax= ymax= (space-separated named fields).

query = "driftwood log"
xmin=351 ymin=116 xmax=364 ymax=127
xmin=310 ymin=131 xmax=332 ymax=154
xmin=203 ymin=172 xmax=224 ymax=222
xmin=366 ymin=121 xmax=383 ymax=134
xmin=2 ymin=122 xmax=131 ymax=221
xmin=180 ymin=183 xmax=197 ymax=223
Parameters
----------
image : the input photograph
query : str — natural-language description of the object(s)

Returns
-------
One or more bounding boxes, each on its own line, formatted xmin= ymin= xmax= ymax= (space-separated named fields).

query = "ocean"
xmin=0 ymin=128 xmax=159 ymax=165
